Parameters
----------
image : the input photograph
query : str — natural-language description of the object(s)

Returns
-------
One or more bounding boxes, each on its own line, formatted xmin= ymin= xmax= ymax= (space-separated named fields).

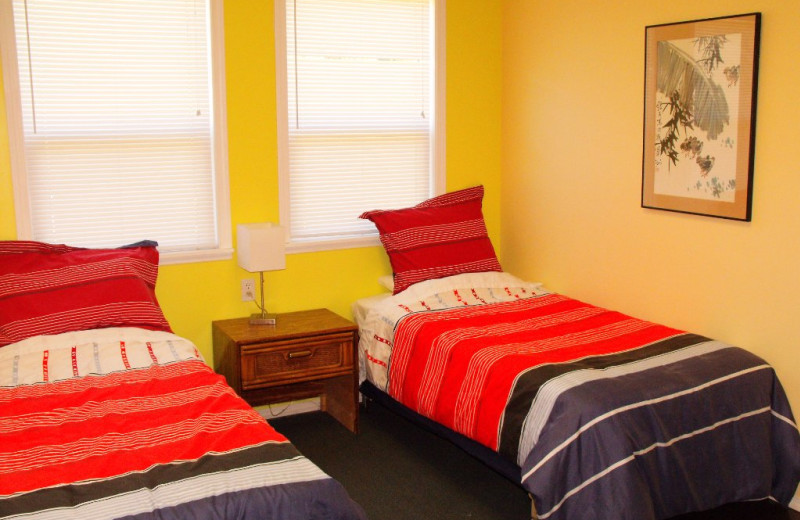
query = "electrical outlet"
xmin=241 ymin=279 xmax=256 ymax=302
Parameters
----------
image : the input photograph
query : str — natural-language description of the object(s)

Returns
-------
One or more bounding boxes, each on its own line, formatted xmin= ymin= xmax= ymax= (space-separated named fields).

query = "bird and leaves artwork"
xmin=653 ymin=33 xmax=742 ymax=201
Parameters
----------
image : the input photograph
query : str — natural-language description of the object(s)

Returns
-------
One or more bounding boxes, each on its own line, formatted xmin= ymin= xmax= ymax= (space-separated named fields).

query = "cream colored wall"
xmin=0 ymin=1 xmax=504 ymax=361
xmin=502 ymin=0 xmax=800 ymax=437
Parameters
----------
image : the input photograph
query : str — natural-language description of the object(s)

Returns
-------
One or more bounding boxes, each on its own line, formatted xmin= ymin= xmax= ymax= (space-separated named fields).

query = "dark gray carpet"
xmin=270 ymin=403 xmax=799 ymax=520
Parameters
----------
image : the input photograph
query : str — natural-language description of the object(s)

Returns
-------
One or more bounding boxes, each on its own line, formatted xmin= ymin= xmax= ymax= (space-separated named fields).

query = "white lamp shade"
xmin=237 ymin=223 xmax=286 ymax=272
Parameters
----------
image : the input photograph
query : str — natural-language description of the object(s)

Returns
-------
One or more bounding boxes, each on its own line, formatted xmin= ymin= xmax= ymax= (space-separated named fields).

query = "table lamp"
xmin=237 ymin=223 xmax=286 ymax=325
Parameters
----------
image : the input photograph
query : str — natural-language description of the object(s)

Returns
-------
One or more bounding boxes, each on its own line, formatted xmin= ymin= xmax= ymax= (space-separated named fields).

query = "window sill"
xmin=159 ymin=247 xmax=234 ymax=265
xmin=286 ymin=235 xmax=381 ymax=254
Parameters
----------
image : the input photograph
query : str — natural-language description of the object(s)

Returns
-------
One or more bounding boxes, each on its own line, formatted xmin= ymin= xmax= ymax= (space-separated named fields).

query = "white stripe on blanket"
xmin=534 ymin=406 xmax=772 ymax=520
xmin=515 ymin=339 xmax=730 ymax=465
xmin=521 ymin=363 xmax=771 ymax=483
xmin=2 ymin=454 xmax=329 ymax=520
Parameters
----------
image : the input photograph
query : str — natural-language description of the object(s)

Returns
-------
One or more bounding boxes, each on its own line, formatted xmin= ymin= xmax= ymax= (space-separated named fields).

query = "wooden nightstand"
xmin=213 ymin=308 xmax=359 ymax=433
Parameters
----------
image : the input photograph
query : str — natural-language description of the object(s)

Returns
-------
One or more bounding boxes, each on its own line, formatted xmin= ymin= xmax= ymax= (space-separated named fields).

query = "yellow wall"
xmin=0 ymin=1 xmax=503 ymax=361
xmin=502 ymin=0 xmax=800 ymax=436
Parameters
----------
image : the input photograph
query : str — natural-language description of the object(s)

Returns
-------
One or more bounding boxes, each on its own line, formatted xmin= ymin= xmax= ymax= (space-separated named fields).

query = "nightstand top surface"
xmin=212 ymin=308 xmax=357 ymax=344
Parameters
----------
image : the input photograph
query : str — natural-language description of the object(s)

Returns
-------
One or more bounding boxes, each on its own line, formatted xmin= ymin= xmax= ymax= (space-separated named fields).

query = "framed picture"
xmin=642 ymin=13 xmax=761 ymax=221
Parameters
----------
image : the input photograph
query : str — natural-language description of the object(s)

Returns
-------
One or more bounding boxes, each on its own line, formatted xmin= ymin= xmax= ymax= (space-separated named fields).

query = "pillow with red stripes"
xmin=360 ymin=185 xmax=502 ymax=294
xmin=0 ymin=241 xmax=171 ymax=347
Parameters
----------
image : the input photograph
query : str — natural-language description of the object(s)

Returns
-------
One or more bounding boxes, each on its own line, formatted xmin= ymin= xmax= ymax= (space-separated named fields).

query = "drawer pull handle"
xmin=288 ymin=350 xmax=312 ymax=359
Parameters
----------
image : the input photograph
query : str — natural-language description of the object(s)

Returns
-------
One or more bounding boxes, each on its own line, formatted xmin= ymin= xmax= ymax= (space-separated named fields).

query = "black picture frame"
xmin=642 ymin=13 xmax=761 ymax=221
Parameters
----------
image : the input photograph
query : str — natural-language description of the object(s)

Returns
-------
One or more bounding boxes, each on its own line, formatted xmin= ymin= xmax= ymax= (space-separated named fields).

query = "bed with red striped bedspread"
xmin=0 ymin=328 xmax=365 ymax=520
xmin=355 ymin=272 xmax=800 ymax=520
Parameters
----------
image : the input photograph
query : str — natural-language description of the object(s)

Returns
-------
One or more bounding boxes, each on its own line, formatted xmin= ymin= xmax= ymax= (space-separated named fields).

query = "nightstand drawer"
xmin=240 ymin=333 xmax=353 ymax=390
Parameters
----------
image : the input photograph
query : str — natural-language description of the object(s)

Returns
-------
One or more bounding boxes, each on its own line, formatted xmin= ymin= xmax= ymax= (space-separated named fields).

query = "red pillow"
xmin=0 ymin=240 xmax=80 ymax=255
xmin=0 ymin=241 xmax=171 ymax=346
xmin=360 ymin=186 xmax=502 ymax=294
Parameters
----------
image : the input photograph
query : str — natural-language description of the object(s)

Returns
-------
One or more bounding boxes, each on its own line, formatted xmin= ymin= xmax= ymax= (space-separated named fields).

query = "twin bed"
xmin=356 ymin=185 xmax=800 ymax=520
xmin=353 ymin=272 xmax=800 ymax=520
xmin=0 ymin=241 xmax=365 ymax=520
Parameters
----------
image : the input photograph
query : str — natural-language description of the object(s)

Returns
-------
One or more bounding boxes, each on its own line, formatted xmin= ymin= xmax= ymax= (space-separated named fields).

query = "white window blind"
xmin=1 ymin=0 xmax=230 ymax=259
xmin=277 ymin=0 xmax=444 ymax=250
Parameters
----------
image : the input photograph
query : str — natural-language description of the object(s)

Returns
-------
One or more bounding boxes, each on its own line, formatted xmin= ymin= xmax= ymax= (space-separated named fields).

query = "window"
xmin=0 ymin=0 xmax=230 ymax=263
xmin=276 ymin=0 xmax=445 ymax=252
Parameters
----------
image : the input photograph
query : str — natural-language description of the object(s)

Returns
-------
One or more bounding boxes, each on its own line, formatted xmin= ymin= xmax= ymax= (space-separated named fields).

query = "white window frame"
xmin=275 ymin=0 xmax=446 ymax=253
xmin=0 ymin=0 xmax=232 ymax=265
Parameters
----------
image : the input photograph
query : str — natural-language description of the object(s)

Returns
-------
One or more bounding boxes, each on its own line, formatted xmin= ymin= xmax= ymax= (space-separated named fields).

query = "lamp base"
xmin=249 ymin=312 xmax=277 ymax=326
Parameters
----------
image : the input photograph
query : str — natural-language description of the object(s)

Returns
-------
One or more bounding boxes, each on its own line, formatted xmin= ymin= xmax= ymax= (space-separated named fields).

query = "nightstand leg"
xmin=322 ymin=375 xmax=359 ymax=433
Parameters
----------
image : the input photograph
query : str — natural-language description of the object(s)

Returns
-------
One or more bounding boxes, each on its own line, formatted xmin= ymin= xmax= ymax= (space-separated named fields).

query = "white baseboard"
xmin=255 ymin=397 xmax=321 ymax=420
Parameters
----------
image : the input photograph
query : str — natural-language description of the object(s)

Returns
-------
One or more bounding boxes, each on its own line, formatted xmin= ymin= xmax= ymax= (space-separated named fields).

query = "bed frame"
xmin=360 ymin=381 xmax=539 ymax=518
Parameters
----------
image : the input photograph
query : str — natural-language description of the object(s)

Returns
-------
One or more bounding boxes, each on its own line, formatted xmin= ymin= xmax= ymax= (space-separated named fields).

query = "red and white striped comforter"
xmin=0 ymin=328 xmax=365 ymax=520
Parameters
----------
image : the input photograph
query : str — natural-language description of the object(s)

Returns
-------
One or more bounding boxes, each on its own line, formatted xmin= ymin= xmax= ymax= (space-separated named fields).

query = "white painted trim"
xmin=159 ymin=247 xmax=233 ymax=265
xmin=434 ymin=0 xmax=447 ymax=195
xmin=274 ymin=0 xmax=291 ymax=247
xmin=285 ymin=234 xmax=380 ymax=254
xmin=0 ymin=0 xmax=32 ymax=239
xmin=210 ymin=0 xmax=233 ymax=256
